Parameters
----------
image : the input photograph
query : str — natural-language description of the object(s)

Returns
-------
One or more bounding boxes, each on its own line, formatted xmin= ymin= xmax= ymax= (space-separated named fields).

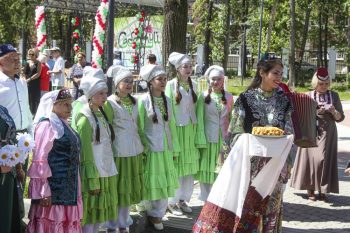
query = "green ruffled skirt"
xmin=143 ymin=136 xmax=179 ymax=201
xmin=175 ymin=124 xmax=200 ymax=177
xmin=195 ymin=133 xmax=222 ymax=184
xmin=81 ymin=167 xmax=118 ymax=225
xmin=115 ymin=155 xmax=144 ymax=207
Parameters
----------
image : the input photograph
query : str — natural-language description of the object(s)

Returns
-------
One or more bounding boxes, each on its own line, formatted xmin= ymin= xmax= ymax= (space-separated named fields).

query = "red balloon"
xmin=141 ymin=10 xmax=145 ymax=17
xmin=139 ymin=17 xmax=144 ymax=22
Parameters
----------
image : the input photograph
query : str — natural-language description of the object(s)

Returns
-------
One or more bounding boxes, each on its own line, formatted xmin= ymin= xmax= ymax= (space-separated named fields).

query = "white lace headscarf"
xmin=33 ymin=90 xmax=71 ymax=139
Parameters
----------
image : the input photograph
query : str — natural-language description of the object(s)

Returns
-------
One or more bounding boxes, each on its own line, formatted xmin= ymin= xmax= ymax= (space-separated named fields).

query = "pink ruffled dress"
xmin=26 ymin=121 xmax=83 ymax=233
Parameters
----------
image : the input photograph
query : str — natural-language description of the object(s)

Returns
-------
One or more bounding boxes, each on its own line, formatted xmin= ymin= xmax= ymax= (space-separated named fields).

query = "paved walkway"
xmin=24 ymin=103 xmax=350 ymax=233
xmin=157 ymin=102 xmax=350 ymax=233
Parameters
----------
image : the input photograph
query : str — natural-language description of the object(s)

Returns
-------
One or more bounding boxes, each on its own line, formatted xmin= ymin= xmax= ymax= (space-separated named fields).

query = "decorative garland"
xmin=130 ymin=10 xmax=146 ymax=66
xmin=92 ymin=0 xmax=109 ymax=68
xmin=35 ymin=6 xmax=47 ymax=52
xmin=71 ymin=16 xmax=81 ymax=52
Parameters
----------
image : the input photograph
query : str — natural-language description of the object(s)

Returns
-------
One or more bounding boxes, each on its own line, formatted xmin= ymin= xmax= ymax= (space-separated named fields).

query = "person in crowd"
xmin=0 ymin=44 xmax=32 ymax=229
xmin=48 ymin=47 xmax=65 ymax=90
xmin=75 ymin=67 xmax=118 ymax=233
xmin=0 ymin=105 xmax=23 ymax=233
xmin=290 ymin=68 xmax=345 ymax=202
xmin=147 ymin=54 xmax=157 ymax=65
xmin=71 ymin=67 xmax=106 ymax=129
xmin=69 ymin=52 xmax=91 ymax=100
xmin=0 ymin=44 xmax=32 ymax=134
xmin=37 ymin=53 xmax=50 ymax=97
xmin=195 ymin=58 xmax=293 ymax=233
xmin=113 ymin=50 xmax=124 ymax=66
xmin=226 ymin=58 xmax=293 ymax=232
xmin=165 ymin=52 xmax=199 ymax=215
xmin=24 ymin=48 xmax=42 ymax=114
xmin=103 ymin=66 xmax=144 ymax=233
xmin=26 ymin=89 xmax=82 ymax=233
xmin=138 ymin=64 xmax=180 ymax=230
xmin=195 ymin=65 xmax=233 ymax=201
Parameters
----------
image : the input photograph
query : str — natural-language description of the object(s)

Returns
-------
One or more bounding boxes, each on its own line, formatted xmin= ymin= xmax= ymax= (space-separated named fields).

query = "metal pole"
xmin=106 ymin=0 xmax=115 ymax=69
xmin=257 ymin=0 xmax=264 ymax=61
xmin=106 ymin=0 xmax=115 ymax=95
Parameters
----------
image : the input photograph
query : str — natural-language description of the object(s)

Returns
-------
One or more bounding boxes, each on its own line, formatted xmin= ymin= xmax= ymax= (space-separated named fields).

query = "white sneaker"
xmin=148 ymin=216 xmax=164 ymax=231
xmin=153 ymin=222 xmax=164 ymax=231
xmin=167 ymin=204 xmax=183 ymax=216
xmin=178 ymin=201 xmax=192 ymax=213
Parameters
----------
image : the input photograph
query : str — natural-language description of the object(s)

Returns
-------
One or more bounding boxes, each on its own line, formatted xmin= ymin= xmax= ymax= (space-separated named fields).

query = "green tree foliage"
xmin=0 ymin=0 xmax=39 ymax=44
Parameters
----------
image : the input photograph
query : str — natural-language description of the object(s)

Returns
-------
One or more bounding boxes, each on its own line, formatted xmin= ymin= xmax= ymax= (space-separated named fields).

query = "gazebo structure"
xmin=41 ymin=0 xmax=164 ymax=68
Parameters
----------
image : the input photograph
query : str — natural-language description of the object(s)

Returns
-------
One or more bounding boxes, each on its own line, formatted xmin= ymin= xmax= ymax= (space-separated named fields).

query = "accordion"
xmin=288 ymin=92 xmax=318 ymax=148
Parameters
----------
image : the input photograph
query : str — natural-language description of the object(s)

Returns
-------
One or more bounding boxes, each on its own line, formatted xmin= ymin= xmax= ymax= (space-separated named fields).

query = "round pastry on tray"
xmin=252 ymin=126 xmax=285 ymax=137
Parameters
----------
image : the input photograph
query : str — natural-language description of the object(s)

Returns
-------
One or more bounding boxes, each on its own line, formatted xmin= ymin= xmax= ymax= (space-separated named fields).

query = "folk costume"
xmin=138 ymin=64 xmax=180 ymax=230
xmin=75 ymin=68 xmax=118 ymax=233
xmin=195 ymin=66 xmax=233 ymax=201
xmin=165 ymin=52 xmax=200 ymax=213
xmin=26 ymin=90 xmax=83 ymax=233
xmin=103 ymin=66 xmax=144 ymax=231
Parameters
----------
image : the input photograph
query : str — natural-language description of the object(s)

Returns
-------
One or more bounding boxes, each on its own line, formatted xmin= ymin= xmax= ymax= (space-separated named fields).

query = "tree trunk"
xmin=289 ymin=0 xmax=296 ymax=88
xmin=298 ymin=0 xmax=312 ymax=63
xmin=203 ymin=0 xmax=213 ymax=72
xmin=266 ymin=0 xmax=279 ymax=52
xmin=223 ymin=0 xmax=231 ymax=72
xmin=347 ymin=15 xmax=350 ymax=72
xmin=317 ymin=6 xmax=323 ymax=67
xmin=162 ymin=0 xmax=188 ymax=77
xmin=323 ymin=4 xmax=328 ymax=68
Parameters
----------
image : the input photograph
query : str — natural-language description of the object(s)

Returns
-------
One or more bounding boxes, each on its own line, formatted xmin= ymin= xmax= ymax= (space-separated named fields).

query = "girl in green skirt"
xmin=103 ymin=66 xmax=144 ymax=233
xmin=138 ymin=64 xmax=180 ymax=230
xmin=195 ymin=65 xmax=233 ymax=201
xmin=76 ymin=67 xmax=118 ymax=233
xmin=165 ymin=52 xmax=202 ymax=215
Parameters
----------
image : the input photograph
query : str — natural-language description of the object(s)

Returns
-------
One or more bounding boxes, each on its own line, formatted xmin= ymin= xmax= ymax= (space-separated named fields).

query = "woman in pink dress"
xmin=26 ymin=89 xmax=83 ymax=233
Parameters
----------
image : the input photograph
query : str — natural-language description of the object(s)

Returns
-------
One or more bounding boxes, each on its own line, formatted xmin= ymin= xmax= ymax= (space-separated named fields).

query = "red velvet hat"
xmin=316 ymin=68 xmax=329 ymax=81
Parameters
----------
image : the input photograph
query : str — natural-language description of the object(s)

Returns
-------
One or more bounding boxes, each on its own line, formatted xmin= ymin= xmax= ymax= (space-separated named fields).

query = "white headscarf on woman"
xmin=168 ymin=52 xmax=191 ymax=69
xmin=79 ymin=67 xmax=107 ymax=99
xmin=33 ymin=89 xmax=72 ymax=139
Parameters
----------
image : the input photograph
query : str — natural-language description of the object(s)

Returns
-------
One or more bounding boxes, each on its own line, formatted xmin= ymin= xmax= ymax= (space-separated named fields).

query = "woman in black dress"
xmin=24 ymin=48 xmax=42 ymax=114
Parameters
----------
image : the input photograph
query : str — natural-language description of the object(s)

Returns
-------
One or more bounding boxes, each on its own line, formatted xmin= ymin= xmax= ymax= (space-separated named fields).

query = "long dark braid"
xmin=147 ymin=82 xmax=158 ymax=123
xmin=221 ymin=88 xmax=227 ymax=105
xmin=89 ymin=104 xmax=101 ymax=143
xmin=99 ymin=106 xmax=115 ymax=142
xmin=175 ymin=77 xmax=182 ymax=104
xmin=204 ymin=87 xmax=212 ymax=104
xmin=188 ymin=77 xmax=197 ymax=103
xmin=161 ymin=91 xmax=169 ymax=121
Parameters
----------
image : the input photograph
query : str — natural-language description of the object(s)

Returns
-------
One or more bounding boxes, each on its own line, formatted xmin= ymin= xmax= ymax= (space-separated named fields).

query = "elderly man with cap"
xmin=138 ymin=64 xmax=180 ymax=231
xmin=102 ymin=66 xmax=144 ymax=233
xmin=291 ymin=68 xmax=345 ymax=202
xmin=0 ymin=44 xmax=32 ymax=134
xmin=0 ymin=44 xmax=30 ymax=228
xmin=48 ymin=47 xmax=65 ymax=90
xmin=75 ymin=67 xmax=118 ymax=233
xmin=165 ymin=52 xmax=199 ymax=216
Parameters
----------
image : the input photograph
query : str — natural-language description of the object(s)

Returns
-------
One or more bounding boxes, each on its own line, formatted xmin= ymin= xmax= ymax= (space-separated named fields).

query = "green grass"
xmin=226 ymin=77 xmax=350 ymax=101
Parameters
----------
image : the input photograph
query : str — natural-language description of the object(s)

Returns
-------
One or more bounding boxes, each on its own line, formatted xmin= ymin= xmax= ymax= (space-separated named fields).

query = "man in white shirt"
xmin=48 ymin=47 xmax=65 ymax=90
xmin=0 ymin=44 xmax=33 ymax=134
